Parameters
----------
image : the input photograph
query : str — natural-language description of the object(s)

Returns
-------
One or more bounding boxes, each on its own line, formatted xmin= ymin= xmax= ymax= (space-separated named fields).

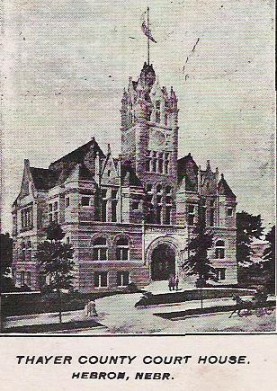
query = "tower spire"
xmin=141 ymin=7 xmax=157 ymax=65
xmin=147 ymin=7 xmax=150 ymax=65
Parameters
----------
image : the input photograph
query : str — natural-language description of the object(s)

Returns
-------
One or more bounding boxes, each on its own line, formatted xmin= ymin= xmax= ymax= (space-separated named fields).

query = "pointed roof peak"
xmin=218 ymin=174 xmax=236 ymax=198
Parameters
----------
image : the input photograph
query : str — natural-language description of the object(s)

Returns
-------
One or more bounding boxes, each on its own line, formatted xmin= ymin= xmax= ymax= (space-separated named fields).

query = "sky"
xmin=1 ymin=0 xmax=275 ymax=234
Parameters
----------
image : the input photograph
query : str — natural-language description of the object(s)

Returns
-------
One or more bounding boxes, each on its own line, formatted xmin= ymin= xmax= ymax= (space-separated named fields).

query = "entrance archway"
xmin=151 ymin=244 xmax=176 ymax=281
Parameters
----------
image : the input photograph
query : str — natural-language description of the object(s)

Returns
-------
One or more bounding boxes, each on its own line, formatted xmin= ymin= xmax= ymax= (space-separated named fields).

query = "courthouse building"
xmin=11 ymin=62 xmax=238 ymax=292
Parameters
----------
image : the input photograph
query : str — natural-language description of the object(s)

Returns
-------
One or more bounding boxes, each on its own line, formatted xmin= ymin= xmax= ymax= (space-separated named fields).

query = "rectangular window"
xmin=215 ymin=268 xmax=226 ymax=280
xmin=26 ymin=272 xmax=31 ymax=286
xmin=54 ymin=201 xmax=58 ymax=210
xmin=54 ymin=211 xmax=59 ymax=223
xmin=93 ymin=247 xmax=108 ymax=261
xmin=158 ymin=156 xmax=163 ymax=173
xmin=146 ymin=159 xmax=151 ymax=172
xmin=164 ymin=206 xmax=171 ymax=225
xmin=94 ymin=272 xmax=108 ymax=287
xmin=116 ymin=247 xmax=129 ymax=261
xmin=156 ymin=205 xmax=162 ymax=225
xmin=215 ymin=248 xmax=225 ymax=259
xmin=132 ymin=201 xmax=140 ymax=210
xmin=117 ymin=272 xmax=129 ymax=287
xmin=210 ymin=209 xmax=215 ymax=226
xmin=227 ymin=208 xmax=233 ymax=216
xmin=21 ymin=206 xmax=33 ymax=230
xmin=66 ymin=197 xmax=70 ymax=207
xmin=101 ymin=189 xmax=108 ymax=222
xmin=187 ymin=204 xmax=195 ymax=225
xmin=20 ymin=271 xmax=25 ymax=286
xmin=81 ymin=196 xmax=90 ymax=206
xmin=152 ymin=154 xmax=157 ymax=172
xmin=12 ymin=215 xmax=17 ymax=234
xmin=111 ymin=190 xmax=118 ymax=222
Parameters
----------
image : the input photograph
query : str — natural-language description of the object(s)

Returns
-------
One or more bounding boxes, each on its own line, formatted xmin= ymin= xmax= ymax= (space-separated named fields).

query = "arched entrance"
xmin=151 ymin=244 xmax=176 ymax=281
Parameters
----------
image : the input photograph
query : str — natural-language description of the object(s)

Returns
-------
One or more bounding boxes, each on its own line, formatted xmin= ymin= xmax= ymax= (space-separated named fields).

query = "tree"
xmin=262 ymin=226 xmax=275 ymax=293
xmin=183 ymin=205 xmax=216 ymax=287
xmin=236 ymin=211 xmax=264 ymax=285
xmin=236 ymin=211 xmax=264 ymax=265
xmin=0 ymin=233 xmax=15 ymax=293
xmin=36 ymin=223 xmax=75 ymax=323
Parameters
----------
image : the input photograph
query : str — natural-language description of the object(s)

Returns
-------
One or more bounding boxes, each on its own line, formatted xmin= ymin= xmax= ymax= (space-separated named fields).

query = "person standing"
xmin=168 ymin=275 xmax=174 ymax=291
xmin=175 ymin=275 xmax=179 ymax=291
xmin=86 ymin=299 xmax=98 ymax=317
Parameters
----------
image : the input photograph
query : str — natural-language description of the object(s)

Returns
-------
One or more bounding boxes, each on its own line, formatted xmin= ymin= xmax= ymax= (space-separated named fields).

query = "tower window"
xmin=156 ymin=205 xmax=162 ymax=225
xmin=164 ymin=153 xmax=170 ymax=174
xmin=146 ymin=150 xmax=151 ymax=172
xmin=158 ymin=153 xmax=163 ymax=173
xmin=152 ymin=151 xmax=157 ymax=172
xmin=187 ymin=204 xmax=195 ymax=226
xmin=101 ymin=189 xmax=108 ymax=222
xmin=215 ymin=240 xmax=225 ymax=259
xmin=111 ymin=189 xmax=118 ymax=222
xmin=164 ymin=206 xmax=172 ymax=225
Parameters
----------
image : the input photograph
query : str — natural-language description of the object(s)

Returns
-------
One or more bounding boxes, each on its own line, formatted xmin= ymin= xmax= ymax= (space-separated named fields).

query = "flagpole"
xmin=147 ymin=7 xmax=150 ymax=65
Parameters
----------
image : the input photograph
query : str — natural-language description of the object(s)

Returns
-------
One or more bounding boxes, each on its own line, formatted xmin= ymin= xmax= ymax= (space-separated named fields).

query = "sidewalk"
xmin=3 ymin=291 xmax=275 ymax=334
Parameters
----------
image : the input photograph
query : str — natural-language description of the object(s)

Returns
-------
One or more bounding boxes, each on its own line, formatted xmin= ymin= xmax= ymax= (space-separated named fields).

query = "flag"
xmin=141 ymin=11 xmax=157 ymax=43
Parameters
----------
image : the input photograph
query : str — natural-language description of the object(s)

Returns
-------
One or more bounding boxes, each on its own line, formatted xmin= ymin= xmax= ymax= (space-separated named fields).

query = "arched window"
xmin=215 ymin=240 xmax=225 ymax=259
xmin=116 ymin=238 xmax=129 ymax=261
xmin=93 ymin=237 xmax=108 ymax=261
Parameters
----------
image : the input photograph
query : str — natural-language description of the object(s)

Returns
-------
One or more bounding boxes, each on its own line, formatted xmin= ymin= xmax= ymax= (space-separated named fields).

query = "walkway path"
xmin=5 ymin=291 xmax=270 ymax=334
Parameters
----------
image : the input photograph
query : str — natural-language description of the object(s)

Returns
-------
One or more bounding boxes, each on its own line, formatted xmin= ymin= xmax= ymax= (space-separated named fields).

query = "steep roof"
xmin=218 ymin=175 xmax=236 ymax=198
xmin=49 ymin=138 xmax=105 ymax=171
xmin=30 ymin=167 xmax=57 ymax=190
xmin=177 ymin=153 xmax=198 ymax=190
xmin=28 ymin=139 xmax=104 ymax=191
xmin=121 ymin=162 xmax=142 ymax=187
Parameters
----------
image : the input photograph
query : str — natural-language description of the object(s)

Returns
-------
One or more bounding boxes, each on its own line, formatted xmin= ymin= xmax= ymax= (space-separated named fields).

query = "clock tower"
xmin=120 ymin=62 xmax=179 ymax=224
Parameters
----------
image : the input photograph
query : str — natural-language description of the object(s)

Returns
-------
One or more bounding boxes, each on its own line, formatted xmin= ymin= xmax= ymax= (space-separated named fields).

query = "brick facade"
xmin=11 ymin=62 xmax=238 ymax=292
